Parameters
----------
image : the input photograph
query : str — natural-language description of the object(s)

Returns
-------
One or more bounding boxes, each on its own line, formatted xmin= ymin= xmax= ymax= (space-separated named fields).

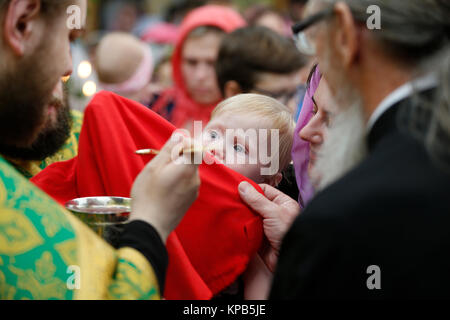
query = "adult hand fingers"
xmin=238 ymin=181 xmax=278 ymax=220
xmin=149 ymin=132 xmax=186 ymax=167
xmin=259 ymin=184 xmax=289 ymax=202
xmin=259 ymin=184 xmax=301 ymax=214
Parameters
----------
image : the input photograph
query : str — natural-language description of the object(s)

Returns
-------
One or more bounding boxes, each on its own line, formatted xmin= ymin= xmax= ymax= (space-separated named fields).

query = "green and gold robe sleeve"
xmin=0 ymin=157 xmax=161 ymax=300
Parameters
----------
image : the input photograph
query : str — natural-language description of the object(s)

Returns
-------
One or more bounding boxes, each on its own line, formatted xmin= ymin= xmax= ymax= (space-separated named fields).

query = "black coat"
xmin=270 ymin=93 xmax=450 ymax=299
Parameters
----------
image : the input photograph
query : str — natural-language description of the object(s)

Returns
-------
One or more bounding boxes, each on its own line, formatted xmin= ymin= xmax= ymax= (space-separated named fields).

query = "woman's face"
xmin=181 ymin=32 xmax=223 ymax=105
xmin=299 ymin=79 xmax=335 ymax=177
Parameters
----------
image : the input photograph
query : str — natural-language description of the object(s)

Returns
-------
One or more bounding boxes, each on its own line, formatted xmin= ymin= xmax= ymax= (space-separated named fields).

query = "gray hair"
xmin=320 ymin=0 xmax=450 ymax=172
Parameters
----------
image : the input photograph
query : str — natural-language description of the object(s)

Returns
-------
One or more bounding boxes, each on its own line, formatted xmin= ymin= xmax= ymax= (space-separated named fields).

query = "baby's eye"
xmin=233 ymin=144 xmax=246 ymax=153
xmin=209 ymin=130 xmax=219 ymax=140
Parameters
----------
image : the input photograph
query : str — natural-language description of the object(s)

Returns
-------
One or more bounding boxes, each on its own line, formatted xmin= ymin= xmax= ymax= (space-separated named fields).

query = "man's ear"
xmin=224 ymin=80 xmax=243 ymax=98
xmin=265 ymin=173 xmax=283 ymax=188
xmin=332 ymin=2 xmax=359 ymax=68
xmin=3 ymin=0 xmax=41 ymax=56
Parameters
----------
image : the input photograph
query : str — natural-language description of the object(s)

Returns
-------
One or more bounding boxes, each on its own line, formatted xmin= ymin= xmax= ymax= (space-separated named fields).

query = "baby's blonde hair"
xmin=211 ymin=93 xmax=295 ymax=174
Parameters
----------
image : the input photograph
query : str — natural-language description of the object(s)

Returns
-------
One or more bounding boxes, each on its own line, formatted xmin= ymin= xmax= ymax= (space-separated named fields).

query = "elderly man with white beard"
xmin=238 ymin=0 xmax=450 ymax=298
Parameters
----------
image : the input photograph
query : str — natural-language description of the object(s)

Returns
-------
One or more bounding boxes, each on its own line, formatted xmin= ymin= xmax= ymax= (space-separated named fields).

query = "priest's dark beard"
xmin=0 ymin=94 xmax=72 ymax=161
xmin=0 ymin=39 xmax=59 ymax=148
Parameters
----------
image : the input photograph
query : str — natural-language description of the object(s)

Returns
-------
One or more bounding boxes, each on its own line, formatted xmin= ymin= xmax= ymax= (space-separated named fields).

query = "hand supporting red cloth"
xmin=32 ymin=91 xmax=263 ymax=299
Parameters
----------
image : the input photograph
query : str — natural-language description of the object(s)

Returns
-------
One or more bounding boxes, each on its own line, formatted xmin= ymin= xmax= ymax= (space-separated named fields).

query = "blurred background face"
xmin=251 ymin=71 xmax=303 ymax=114
xmin=181 ymin=32 xmax=223 ymax=105
xmin=254 ymin=12 xmax=286 ymax=36
xmin=299 ymin=79 xmax=334 ymax=178
xmin=111 ymin=3 xmax=138 ymax=32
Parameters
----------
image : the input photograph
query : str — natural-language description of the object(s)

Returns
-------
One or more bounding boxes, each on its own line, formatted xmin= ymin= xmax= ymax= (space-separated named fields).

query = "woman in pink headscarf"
xmin=294 ymin=64 xmax=336 ymax=206
xmin=293 ymin=64 xmax=320 ymax=206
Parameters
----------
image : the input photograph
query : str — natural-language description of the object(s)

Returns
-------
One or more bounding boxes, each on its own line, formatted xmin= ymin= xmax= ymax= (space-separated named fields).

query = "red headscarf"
xmin=152 ymin=5 xmax=246 ymax=130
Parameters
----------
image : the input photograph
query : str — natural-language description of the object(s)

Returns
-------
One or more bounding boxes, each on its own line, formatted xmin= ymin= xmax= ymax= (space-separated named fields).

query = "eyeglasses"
xmin=252 ymin=86 xmax=302 ymax=105
xmin=291 ymin=7 xmax=334 ymax=55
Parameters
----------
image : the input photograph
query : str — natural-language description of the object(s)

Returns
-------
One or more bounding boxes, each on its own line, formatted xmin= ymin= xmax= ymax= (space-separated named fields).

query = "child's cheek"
xmin=245 ymin=164 xmax=265 ymax=183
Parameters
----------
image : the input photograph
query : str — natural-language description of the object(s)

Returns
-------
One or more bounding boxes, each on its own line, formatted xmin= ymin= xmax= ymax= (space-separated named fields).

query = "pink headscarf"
xmin=141 ymin=22 xmax=179 ymax=44
xmin=292 ymin=65 xmax=322 ymax=207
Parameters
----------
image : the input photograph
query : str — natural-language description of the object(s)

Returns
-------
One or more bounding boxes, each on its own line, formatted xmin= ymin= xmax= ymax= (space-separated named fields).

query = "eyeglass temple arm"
xmin=291 ymin=8 xmax=335 ymax=34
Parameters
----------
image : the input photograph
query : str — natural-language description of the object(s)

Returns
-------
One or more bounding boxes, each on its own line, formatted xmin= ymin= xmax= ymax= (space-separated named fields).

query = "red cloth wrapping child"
xmin=31 ymin=91 xmax=264 ymax=300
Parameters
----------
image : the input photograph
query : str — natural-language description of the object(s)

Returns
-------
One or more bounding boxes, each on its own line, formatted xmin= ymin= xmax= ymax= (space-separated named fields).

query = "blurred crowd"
xmin=68 ymin=0 xmax=311 ymax=117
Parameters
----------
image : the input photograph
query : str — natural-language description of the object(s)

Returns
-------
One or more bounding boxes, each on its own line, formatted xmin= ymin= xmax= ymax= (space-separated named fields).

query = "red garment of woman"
xmin=151 ymin=5 xmax=246 ymax=130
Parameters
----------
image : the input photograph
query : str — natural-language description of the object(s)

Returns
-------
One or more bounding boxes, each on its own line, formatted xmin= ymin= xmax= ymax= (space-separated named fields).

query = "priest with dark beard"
xmin=0 ymin=0 xmax=200 ymax=300
xmin=0 ymin=80 xmax=83 ymax=178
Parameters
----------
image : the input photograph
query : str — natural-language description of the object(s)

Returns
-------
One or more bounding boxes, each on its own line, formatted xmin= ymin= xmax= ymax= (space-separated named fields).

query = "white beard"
xmin=310 ymin=37 xmax=371 ymax=191
xmin=311 ymin=96 xmax=368 ymax=191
